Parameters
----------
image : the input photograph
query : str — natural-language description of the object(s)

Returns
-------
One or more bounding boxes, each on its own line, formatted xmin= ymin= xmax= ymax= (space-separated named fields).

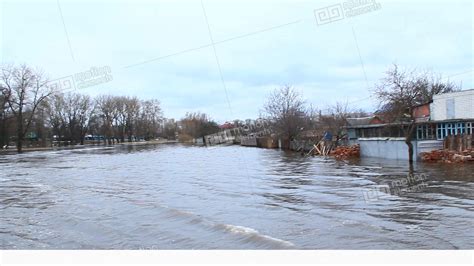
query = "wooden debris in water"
xmin=330 ymin=144 xmax=360 ymax=160
xmin=420 ymin=149 xmax=474 ymax=163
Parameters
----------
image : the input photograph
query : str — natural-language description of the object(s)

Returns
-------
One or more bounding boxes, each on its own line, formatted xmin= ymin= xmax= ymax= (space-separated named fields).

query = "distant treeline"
xmin=0 ymin=64 xmax=174 ymax=152
xmin=1 ymin=63 xmax=461 ymax=156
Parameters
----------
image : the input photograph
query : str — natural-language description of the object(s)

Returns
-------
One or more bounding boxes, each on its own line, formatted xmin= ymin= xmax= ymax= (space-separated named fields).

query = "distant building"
xmin=413 ymin=102 xmax=431 ymax=122
xmin=346 ymin=115 xmax=386 ymax=142
xmin=423 ymin=89 xmax=474 ymax=140
xmin=219 ymin=122 xmax=236 ymax=130
xmin=346 ymin=89 xmax=474 ymax=160
xmin=348 ymin=89 xmax=474 ymax=141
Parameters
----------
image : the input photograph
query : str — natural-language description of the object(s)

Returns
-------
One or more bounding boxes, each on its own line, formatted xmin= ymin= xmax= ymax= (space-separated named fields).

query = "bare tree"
xmin=0 ymin=89 xmax=11 ymax=147
xmin=375 ymin=64 xmax=460 ymax=164
xmin=94 ymin=96 xmax=162 ymax=143
xmin=110 ymin=96 xmax=143 ymax=142
xmin=46 ymin=92 xmax=95 ymax=145
xmin=179 ymin=112 xmax=219 ymax=141
xmin=162 ymin=119 xmax=178 ymax=140
xmin=70 ymin=93 xmax=95 ymax=145
xmin=263 ymin=85 xmax=307 ymax=140
xmin=114 ymin=96 xmax=127 ymax=142
xmin=320 ymin=102 xmax=351 ymax=146
xmin=0 ymin=65 xmax=53 ymax=152
xmin=96 ymin=95 xmax=117 ymax=144
xmin=124 ymin=97 xmax=140 ymax=142
xmin=46 ymin=93 xmax=67 ymax=144
xmin=137 ymin=99 xmax=163 ymax=140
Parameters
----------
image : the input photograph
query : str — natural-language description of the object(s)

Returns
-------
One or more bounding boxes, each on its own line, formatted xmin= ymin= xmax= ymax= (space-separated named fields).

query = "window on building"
xmin=418 ymin=125 xmax=425 ymax=140
xmin=456 ymin=123 xmax=465 ymax=135
xmin=427 ymin=124 xmax=436 ymax=139
xmin=437 ymin=122 xmax=472 ymax=139
xmin=417 ymin=126 xmax=423 ymax=140
xmin=437 ymin=123 xmax=446 ymax=140
xmin=446 ymin=123 xmax=453 ymax=136
xmin=417 ymin=124 xmax=436 ymax=140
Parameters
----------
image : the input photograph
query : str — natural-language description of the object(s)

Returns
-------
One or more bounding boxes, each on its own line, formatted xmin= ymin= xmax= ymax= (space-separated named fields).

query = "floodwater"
xmin=1 ymin=144 xmax=473 ymax=249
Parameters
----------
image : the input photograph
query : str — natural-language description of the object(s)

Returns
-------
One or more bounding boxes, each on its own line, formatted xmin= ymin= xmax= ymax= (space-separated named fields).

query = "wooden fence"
xmin=444 ymin=134 xmax=473 ymax=152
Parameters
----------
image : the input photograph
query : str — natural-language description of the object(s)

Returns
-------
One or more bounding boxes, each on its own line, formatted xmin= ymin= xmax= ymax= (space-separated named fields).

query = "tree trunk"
xmin=408 ymin=162 xmax=414 ymax=176
xmin=16 ymin=114 xmax=23 ymax=153
xmin=0 ymin=117 xmax=7 ymax=148
xmin=16 ymin=126 xmax=23 ymax=153
xmin=16 ymin=138 xmax=22 ymax=152
xmin=406 ymin=139 xmax=414 ymax=164
xmin=405 ymin=122 xmax=416 ymax=165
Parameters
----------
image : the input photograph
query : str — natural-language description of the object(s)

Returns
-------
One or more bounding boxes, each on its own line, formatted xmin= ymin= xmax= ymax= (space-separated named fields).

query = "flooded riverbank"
xmin=1 ymin=144 xmax=473 ymax=249
xmin=0 ymin=139 xmax=178 ymax=154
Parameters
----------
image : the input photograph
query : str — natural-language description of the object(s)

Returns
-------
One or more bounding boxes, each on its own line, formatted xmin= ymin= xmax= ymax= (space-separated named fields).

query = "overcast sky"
xmin=1 ymin=0 xmax=472 ymax=123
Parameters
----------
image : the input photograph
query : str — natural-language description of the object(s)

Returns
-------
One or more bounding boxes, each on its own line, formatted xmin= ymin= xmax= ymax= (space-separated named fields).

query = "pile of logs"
xmin=420 ymin=149 xmax=474 ymax=163
xmin=330 ymin=144 xmax=360 ymax=160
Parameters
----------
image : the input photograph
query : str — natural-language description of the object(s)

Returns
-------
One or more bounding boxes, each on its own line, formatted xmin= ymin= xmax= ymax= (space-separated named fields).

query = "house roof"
xmin=346 ymin=116 xmax=381 ymax=127
xmin=433 ymin=88 xmax=474 ymax=99
xmin=219 ymin=122 xmax=235 ymax=129
xmin=412 ymin=101 xmax=432 ymax=108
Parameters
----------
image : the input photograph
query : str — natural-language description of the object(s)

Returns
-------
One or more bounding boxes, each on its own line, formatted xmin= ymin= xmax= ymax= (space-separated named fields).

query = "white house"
xmin=431 ymin=89 xmax=474 ymax=121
